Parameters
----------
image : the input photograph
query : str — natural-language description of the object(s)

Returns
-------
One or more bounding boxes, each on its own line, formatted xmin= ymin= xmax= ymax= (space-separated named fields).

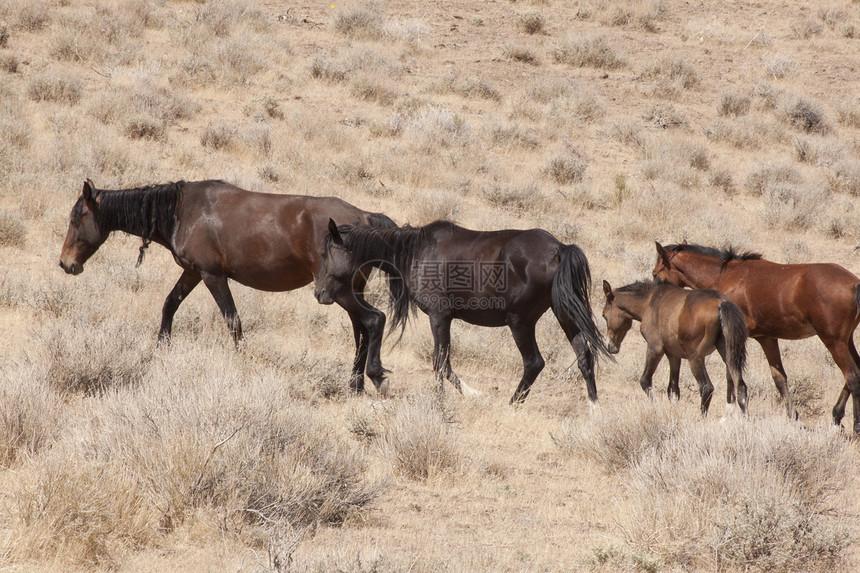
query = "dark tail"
xmin=719 ymin=300 xmax=748 ymax=381
xmin=551 ymin=245 xmax=611 ymax=360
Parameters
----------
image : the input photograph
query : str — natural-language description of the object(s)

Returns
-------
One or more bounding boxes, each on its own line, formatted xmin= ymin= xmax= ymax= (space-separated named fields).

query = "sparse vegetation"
xmin=2 ymin=0 xmax=860 ymax=570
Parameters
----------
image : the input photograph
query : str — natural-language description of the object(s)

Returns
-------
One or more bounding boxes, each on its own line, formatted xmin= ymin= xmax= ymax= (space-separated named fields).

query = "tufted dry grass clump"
xmin=553 ymin=35 xmax=625 ymax=69
xmin=0 ymin=367 xmax=62 ymax=468
xmin=518 ymin=11 xmax=545 ymax=35
xmin=379 ymin=391 xmax=461 ymax=481
xmin=719 ymin=91 xmax=751 ymax=117
xmin=0 ymin=211 xmax=26 ymax=248
xmin=200 ymin=122 xmax=238 ymax=151
xmin=784 ymin=97 xmax=830 ymax=135
xmin=744 ymin=163 xmax=803 ymax=195
xmin=544 ymin=153 xmax=588 ymax=185
xmin=333 ymin=4 xmax=385 ymax=40
xmin=504 ymin=44 xmax=540 ymax=65
xmin=641 ymin=56 xmax=699 ymax=91
xmin=27 ymin=71 xmax=82 ymax=105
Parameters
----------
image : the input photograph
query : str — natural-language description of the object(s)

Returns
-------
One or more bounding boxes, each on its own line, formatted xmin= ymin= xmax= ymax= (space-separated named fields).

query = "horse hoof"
xmin=376 ymin=379 xmax=390 ymax=397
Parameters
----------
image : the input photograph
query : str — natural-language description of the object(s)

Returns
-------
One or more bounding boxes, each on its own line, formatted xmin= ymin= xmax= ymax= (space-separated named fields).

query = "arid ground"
xmin=1 ymin=1 xmax=860 ymax=571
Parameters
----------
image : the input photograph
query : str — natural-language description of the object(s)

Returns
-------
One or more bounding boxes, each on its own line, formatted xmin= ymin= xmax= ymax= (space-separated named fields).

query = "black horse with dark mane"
xmin=60 ymin=179 xmax=396 ymax=393
xmin=314 ymin=219 xmax=610 ymax=404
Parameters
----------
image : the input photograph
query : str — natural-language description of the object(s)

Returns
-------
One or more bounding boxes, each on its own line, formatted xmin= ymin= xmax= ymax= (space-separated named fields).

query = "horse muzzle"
xmin=314 ymin=288 xmax=334 ymax=305
xmin=607 ymin=341 xmax=620 ymax=354
xmin=59 ymin=260 xmax=82 ymax=275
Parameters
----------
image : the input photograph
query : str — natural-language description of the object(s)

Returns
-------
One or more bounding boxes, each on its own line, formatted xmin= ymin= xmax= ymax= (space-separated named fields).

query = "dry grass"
xmin=2 ymin=0 xmax=860 ymax=570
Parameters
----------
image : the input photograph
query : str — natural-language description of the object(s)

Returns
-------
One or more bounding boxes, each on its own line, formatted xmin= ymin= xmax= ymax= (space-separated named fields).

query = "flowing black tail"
xmin=551 ymin=245 xmax=611 ymax=360
xmin=718 ymin=300 xmax=748 ymax=383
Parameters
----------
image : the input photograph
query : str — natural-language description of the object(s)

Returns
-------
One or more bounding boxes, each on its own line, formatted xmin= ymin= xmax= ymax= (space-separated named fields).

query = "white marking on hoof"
xmin=377 ymin=379 xmax=390 ymax=398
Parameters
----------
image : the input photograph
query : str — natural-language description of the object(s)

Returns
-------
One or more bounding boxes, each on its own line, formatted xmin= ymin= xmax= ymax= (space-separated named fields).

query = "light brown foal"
xmin=602 ymin=280 xmax=748 ymax=415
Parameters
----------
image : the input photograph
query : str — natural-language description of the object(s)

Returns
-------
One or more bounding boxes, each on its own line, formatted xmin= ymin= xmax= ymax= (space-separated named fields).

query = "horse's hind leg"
xmin=201 ymin=273 xmax=242 ymax=344
xmin=508 ymin=319 xmax=545 ymax=404
xmin=716 ymin=337 xmax=747 ymax=414
xmin=667 ymin=355 xmax=681 ymax=401
xmin=822 ymin=337 xmax=860 ymax=433
xmin=556 ymin=314 xmax=597 ymax=403
xmin=158 ymin=270 xmax=201 ymax=343
xmin=757 ymin=337 xmax=796 ymax=419
xmin=832 ymin=338 xmax=859 ymax=426
xmin=689 ymin=358 xmax=715 ymax=415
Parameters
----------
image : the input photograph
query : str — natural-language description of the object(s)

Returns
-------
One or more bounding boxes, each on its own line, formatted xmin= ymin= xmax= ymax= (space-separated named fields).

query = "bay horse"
xmin=59 ymin=179 xmax=396 ymax=393
xmin=314 ymin=219 xmax=610 ymax=404
xmin=652 ymin=242 xmax=860 ymax=432
xmin=601 ymin=280 xmax=748 ymax=415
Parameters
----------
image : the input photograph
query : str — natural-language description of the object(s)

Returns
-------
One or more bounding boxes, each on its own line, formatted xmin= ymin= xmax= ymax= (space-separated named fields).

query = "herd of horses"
xmin=59 ymin=180 xmax=860 ymax=434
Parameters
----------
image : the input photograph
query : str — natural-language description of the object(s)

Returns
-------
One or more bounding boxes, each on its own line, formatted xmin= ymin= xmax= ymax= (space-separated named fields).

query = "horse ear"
xmin=602 ymin=280 xmax=614 ymax=300
xmin=328 ymin=218 xmax=343 ymax=245
xmin=82 ymin=179 xmax=98 ymax=211
xmin=655 ymin=242 xmax=671 ymax=266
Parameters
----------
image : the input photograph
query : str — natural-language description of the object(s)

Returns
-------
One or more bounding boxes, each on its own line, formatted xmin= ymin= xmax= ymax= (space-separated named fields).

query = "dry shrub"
xmin=124 ymin=115 xmax=166 ymax=140
xmin=760 ymin=183 xmax=824 ymax=231
xmin=718 ymin=91 xmax=751 ymax=117
xmin=201 ymin=122 xmax=238 ymax=151
xmin=643 ymin=103 xmax=686 ymax=129
xmin=0 ymin=21 xmax=8 ymax=46
xmin=411 ymin=189 xmax=461 ymax=223
xmin=826 ymin=159 xmax=860 ymax=196
xmin=310 ymin=54 xmax=349 ymax=83
xmin=792 ymin=18 xmax=823 ymax=39
xmin=641 ymin=56 xmax=699 ymax=90
xmin=440 ymin=75 xmax=502 ymax=102
xmin=14 ymin=0 xmax=51 ymax=31
xmin=604 ymin=120 xmax=648 ymax=154
xmin=333 ymin=4 xmax=384 ymax=40
xmin=792 ymin=136 xmax=842 ymax=166
xmin=380 ymin=391 xmax=461 ymax=481
xmin=10 ymin=345 xmax=384 ymax=567
xmin=764 ymin=53 xmax=797 ymax=79
xmin=553 ymin=35 xmax=625 ymax=69
xmin=544 ymin=153 xmax=588 ymax=184
xmin=518 ymin=11 xmax=545 ymax=34
xmin=744 ymin=163 xmax=803 ymax=195
xmin=625 ymin=419 xmax=852 ymax=572
xmin=601 ymin=0 xmax=665 ymax=32
xmin=482 ymin=180 xmax=542 ymax=212
xmin=384 ymin=18 xmax=427 ymax=43
xmin=26 ymin=316 xmax=151 ymax=396
xmin=504 ymin=44 xmax=540 ymax=65
xmin=709 ymin=167 xmax=734 ymax=193
xmin=194 ymin=0 xmax=267 ymax=37
xmin=784 ymin=97 xmax=830 ymax=135
xmin=835 ymin=99 xmax=860 ymax=128
xmin=0 ymin=367 xmax=62 ymax=467
xmin=27 ymin=71 xmax=82 ymax=105
xmin=0 ymin=52 xmax=18 ymax=73
xmin=0 ymin=210 xmax=26 ymax=248
xmin=490 ymin=123 xmax=541 ymax=150
xmin=243 ymin=96 xmax=284 ymax=121
xmin=351 ymin=72 xmax=397 ymax=105
xmin=703 ymin=119 xmax=788 ymax=149
xmin=553 ymin=399 xmax=687 ymax=472
xmin=391 ymin=106 xmax=472 ymax=152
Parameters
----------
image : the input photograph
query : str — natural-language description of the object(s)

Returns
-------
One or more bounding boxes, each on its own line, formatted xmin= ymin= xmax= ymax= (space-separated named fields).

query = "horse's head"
xmin=652 ymin=242 xmax=689 ymax=287
xmin=601 ymin=280 xmax=632 ymax=354
xmin=314 ymin=219 xmax=357 ymax=305
xmin=59 ymin=180 xmax=107 ymax=275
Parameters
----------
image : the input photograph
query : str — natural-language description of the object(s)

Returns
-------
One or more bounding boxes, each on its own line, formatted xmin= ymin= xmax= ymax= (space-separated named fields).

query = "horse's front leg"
xmin=201 ymin=273 xmax=242 ymax=344
xmin=158 ymin=269 xmax=201 ymax=343
xmin=639 ymin=345 xmax=664 ymax=398
xmin=337 ymin=292 xmax=387 ymax=395
xmin=756 ymin=337 xmax=796 ymax=420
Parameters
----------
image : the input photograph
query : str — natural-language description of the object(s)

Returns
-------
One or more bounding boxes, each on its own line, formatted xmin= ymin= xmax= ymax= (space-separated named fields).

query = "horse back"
xmin=175 ymin=181 xmax=380 ymax=291
xmin=644 ymin=284 xmax=723 ymax=358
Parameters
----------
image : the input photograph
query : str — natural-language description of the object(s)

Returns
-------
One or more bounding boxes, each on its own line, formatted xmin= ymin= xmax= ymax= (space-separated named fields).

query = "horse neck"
xmin=673 ymin=252 xmax=723 ymax=289
xmin=614 ymin=290 xmax=648 ymax=322
xmin=97 ymin=185 xmax=180 ymax=244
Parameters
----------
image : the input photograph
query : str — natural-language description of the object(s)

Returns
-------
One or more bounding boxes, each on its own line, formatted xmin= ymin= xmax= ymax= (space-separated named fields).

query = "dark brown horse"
xmin=601 ymin=280 xmax=748 ymax=415
xmin=653 ymin=242 xmax=860 ymax=432
xmin=59 ymin=179 xmax=396 ymax=392
xmin=314 ymin=219 xmax=610 ymax=404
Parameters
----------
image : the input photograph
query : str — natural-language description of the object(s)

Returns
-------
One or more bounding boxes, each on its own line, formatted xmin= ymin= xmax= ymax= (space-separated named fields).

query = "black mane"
xmin=616 ymin=279 xmax=656 ymax=296
xmin=332 ymin=222 xmax=434 ymax=335
xmin=665 ymin=243 xmax=763 ymax=268
xmin=86 ymin=182 xmax=184 ymax=242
